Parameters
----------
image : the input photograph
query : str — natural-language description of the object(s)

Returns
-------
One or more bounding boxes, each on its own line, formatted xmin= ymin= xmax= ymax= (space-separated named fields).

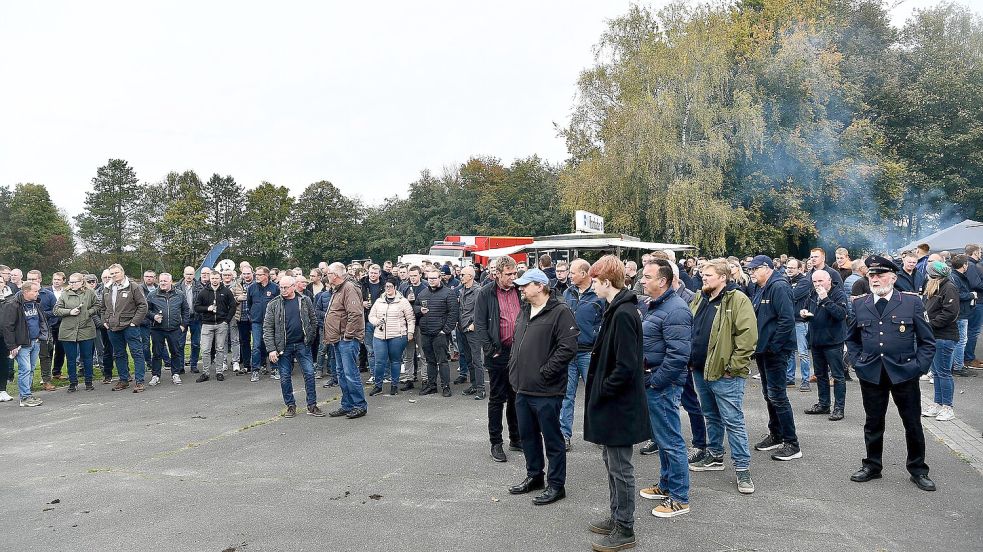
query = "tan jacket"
xmin=323 ymin=279 xmax=365 ymax=344
xmin=367 ymin=293 xmax=415 ymax=340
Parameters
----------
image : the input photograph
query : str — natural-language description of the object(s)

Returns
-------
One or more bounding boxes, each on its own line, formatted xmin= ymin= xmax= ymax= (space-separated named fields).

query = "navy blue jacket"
xmin=39 ymin=287 xmax=60 ymax=330
xmin=951 ymin=270 xmax=975 ymax=320
xmin=314 ymin=288 xmax=334 ymax=329
xmin=147 ymin=287 xmax=191 ymax=331
xmin=563 ymin=284 xmax=607 ymax=352
xmin=751 ymin=270 xmax=796 ymax=354
xmin=804 ymin=284 xmax=847 ymax=348
xmin=639 ymin=288 xmax=692 ymax=389
xmin=247 ymin=281 xmax=279 ymax=323
xmin=846 ymin=291 xmax=935 ymax=384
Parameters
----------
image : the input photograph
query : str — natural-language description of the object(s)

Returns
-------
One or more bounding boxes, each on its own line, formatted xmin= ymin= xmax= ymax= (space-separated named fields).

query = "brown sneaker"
xmin=284 ymin=405 xmax=297 ymax=418
xmin=132 ymin=383 xmax=145 ymax=393
xmin=42 ymin=382 xmax=57 ymax=391
xmin=112 ymin=381 xmax=130 ymax=391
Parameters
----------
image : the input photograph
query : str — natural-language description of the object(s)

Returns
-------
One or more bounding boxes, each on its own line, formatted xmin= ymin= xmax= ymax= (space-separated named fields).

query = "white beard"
xmin=871 ymin=283 xmax=891 ymax=297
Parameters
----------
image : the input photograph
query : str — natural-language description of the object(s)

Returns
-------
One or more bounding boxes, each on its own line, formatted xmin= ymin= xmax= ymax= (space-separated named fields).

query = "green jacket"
xmin=54 ymin=288 xmax=99 ymax=342
xmin=689 ymin=288 xmax=758 ymax=381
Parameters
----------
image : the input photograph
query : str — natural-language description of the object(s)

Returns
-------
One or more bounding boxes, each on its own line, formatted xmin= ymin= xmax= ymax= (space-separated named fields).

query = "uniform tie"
xmin=875 ymin=297 xmax=887 ymax=315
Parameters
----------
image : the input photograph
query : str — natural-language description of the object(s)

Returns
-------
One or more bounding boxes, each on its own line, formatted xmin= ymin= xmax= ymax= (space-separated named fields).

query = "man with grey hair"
xmin=458 ymin=266 xmax=486 ymax=399
xmin=101 ymin=263 xmax=149 ymax=392
xmin=263 ymin=275 xmax=322 ymax=417
xmin=324 ymin=262 xmax=368 ymax=419
xmin=1 ymin=281 xmax=47 ymax=406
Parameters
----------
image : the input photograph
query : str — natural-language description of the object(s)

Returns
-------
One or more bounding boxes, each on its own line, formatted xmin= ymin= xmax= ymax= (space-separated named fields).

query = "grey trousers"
xmin=401 ymin=325 xmax=423 ymax=381
xmin=602 ymin=445 xmax=637 ymax=529
xmin=200 ymin=322 xmax=228 ymax=376
xmin=463 ymin=330 xmax=485 ymax=390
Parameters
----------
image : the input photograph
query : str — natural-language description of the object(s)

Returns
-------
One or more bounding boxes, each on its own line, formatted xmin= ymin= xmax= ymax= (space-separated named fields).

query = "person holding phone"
xmin=53 ymin=273 xmax=99 ymax=392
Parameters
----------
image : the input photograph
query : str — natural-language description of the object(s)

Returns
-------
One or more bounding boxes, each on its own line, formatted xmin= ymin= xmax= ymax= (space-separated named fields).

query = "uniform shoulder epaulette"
xmin=901 ymin=291 xmax=920 ymax=296
xmin=851 ymin=293 xmax=869 ymax=299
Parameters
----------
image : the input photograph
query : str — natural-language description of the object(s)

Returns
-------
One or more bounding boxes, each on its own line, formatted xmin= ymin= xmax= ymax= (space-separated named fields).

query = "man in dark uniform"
xmin=846 ymin=256 xmax=937 ymax=491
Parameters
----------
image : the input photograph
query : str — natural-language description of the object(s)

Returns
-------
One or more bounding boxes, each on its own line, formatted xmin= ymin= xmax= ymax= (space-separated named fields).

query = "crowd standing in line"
xmin=2 ymin=239 xmax=981 ymax=552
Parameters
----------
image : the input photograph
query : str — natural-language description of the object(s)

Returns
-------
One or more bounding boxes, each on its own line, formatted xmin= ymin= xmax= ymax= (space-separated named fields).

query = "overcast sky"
xmin=0 ymin=0 xmax=954 ymax=218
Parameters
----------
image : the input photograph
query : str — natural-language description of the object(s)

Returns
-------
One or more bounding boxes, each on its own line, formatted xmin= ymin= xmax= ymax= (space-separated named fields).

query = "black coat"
xmin=194 ymin=284 xmax=236 ymax=325
xmin=923 ymin=278 xmax=960 ymax=341
xmin=415 ymin=283 xmax=459 ymax=336
xmin=507 ymin=296 xmax=578 ymax=397
xmin=583 ymin=288 xmax=651 ymax=447
xmin=804 ymin=284 xmax=848 ymax=348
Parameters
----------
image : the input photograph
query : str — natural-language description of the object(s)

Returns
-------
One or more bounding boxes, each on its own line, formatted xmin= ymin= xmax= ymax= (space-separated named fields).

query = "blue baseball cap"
xmin=514 ymin=268 xmax=549 ymax=286
xmin=746 ymin=255 xmax=773 ymax=270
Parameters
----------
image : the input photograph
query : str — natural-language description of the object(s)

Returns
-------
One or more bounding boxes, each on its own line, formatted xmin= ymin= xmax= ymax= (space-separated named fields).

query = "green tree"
xmin=0 ymin=183 xmax=75 ymax=273
xmin=202 ymin=173 xmax=246 ymax=250
xmin=159 ymin=171 xmax=209 ymax=268
xmin=75 ymin=159 xmax=141 ymax=259
xmin=242 ymin=182 xmax=294 ymax=267
xmin=291 ymin=180 xmax=363 ymax=267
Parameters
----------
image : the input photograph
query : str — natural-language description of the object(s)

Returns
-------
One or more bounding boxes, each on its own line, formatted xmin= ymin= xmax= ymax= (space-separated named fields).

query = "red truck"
xmin=431 ymin=235 xmax=533 ymax=267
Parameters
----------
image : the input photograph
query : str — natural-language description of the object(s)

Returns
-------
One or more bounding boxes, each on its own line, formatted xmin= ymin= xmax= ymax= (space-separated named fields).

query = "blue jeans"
xmin=681 ymin=370 xmax=707 ymax=449
xmin=277 ymin=341 xmax=317 ymax=407
xmin=108 ymin=325 xmax=146 ymax=383
xmin=364 ymin=322 xmax=376 ymax=375
xmin=952 ymin=319 xmax=969 ymax=371
xmin=786 ymin=322 xmax=811 ymax=383
xmin=373 ymin=336 xmax=407 ymax=387
xmin=645 ymin=385 xmax=689 ymax=503
xmin=966 ymin=304 xmax=982 ymax=363
xmin=62 ymin=339 xmax=94 ymax=384
xmin=931 ymin=339 xmax=956 ymax=406
xmin=692 ymin=370 xmax=751 ymax=469
xmin=332 ymin=339 xmax=367 ymax=411
xmin=560 ymin=351 xmax=591 ymax=439
xmin=317 ymin=339 xmax=336 ymax=379
xmin=250 ymin=321 xmax=268 ymax=372
xmin=139 ymin=325 xmax=153 ymax=365
xmin=758 ymin=351 xmax=799 ymax=447
xmin=15 ymin=339 xmax=41 ymax=399
xmin=183 ymin=320 xmax=201 ymax=371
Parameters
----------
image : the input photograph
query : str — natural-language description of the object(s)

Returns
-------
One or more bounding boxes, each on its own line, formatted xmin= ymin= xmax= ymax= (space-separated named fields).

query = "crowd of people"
xmin=1 ymin=241 xmax=980 ymax=552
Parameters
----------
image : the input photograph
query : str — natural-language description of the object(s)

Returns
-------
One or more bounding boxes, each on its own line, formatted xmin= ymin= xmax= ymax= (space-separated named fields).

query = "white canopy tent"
xmin=473 ymin=233 xmax=695 ymax=262
xmin=896 ymin=219 xmax=983 ymax=254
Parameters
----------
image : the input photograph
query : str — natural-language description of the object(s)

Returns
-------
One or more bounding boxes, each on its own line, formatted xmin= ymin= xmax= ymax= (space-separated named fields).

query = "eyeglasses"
xmin=426 ymin=277 xmax=440 ymax=280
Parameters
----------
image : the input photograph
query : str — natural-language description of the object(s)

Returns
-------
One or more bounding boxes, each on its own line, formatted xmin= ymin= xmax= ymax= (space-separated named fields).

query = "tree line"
xmin=2 ymin=0 xmax=980 ymax=274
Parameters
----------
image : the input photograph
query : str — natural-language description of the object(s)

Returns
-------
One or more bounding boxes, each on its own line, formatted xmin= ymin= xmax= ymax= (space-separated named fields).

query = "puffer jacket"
xmin=639 ymin=288 xmax=692 ymax=389
xmin=53 ymin=287 xmax=99 ymax=342
xmin=563 ymin=284 xmax=606 ymax=352
xmin=923 ymin=278 xmax=960 ymax=341
xmin=147 ymin=287 xmax=190 ymax=331
xmin=263 ymin=294 xmax=319 ymax=351
xmin=415 ymin=283 xmax=459 ymax=336
xmin=368 ymin=293 xmax=415 ymax=340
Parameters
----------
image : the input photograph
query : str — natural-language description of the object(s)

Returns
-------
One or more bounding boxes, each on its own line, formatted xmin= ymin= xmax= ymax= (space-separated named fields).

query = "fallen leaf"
xmin=49 ymin=499 xmax=61 ymax=504
xmin=369 ymin=494 xmax=382 ymax=500
xmin=491 ymin=497 xmax=500 ymax=502
xmin=42 ymin=507 xmax=54 ymax=512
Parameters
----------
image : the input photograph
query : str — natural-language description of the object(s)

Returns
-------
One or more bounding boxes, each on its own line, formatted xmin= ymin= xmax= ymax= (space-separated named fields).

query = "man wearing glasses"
xmin=475 ymin=255 xmax=524 ymax=462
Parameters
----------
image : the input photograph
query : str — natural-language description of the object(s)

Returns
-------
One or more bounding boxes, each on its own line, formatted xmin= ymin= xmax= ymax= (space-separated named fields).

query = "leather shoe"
xmin=804 ymin=403 xmax=830 ymax=415
xmin=910 ymin=474 xmax=936 ymax=491
xmin=532 ymin=486 xmax=565 ymax=505
xmin=508 ymin=441 xmax=522 ymax=452
xmin=509 ymin=476 xmax=545 ymax=495
xmin=850 ymin=466 xmax=882 ymax=482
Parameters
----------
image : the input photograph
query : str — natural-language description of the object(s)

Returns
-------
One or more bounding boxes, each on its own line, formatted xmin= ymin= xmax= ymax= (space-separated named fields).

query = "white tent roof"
xmin=897 ymin=219 xmax=983 ymax=253
xmin=473 ymin=236 xmax=694 ymax=259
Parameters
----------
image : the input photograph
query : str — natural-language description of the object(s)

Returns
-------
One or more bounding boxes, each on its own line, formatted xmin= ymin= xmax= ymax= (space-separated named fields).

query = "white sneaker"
xmin=400 ymin=364 xmax=407 ymax=374
xmin=919 ymin=374 xmax=930 ymax=381
xmin=149 ymin=375 xmax=160 ymax=386
xmin=936 ymin=405 xmax=955 ymax=421
xmin=0 ymin=391 xmax=12 ymax=402
xmin=752 ymin=373 xmax=761 ymax=380
xmin=172 ymin=374 xmax=182 ymax=385
xmin=367 ymin=376 xmax=375 ymax=384
xmin=271 ymin=371 xmax=280 ymax=380
xmin=232 ymin=361 xmax=241 ymax=372
xmin=921 ymin=403 xmax=941 ymax=417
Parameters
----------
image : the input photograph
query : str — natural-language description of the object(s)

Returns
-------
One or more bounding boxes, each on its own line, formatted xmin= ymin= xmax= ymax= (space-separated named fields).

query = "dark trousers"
xmin=151 ymin=328 xmax=185 ymax=377
xmin=681 ymin=370 xmax=707 ymax=449
xmin=420 ymin=332 xmax=450 ymax=387
xmin=237 ymin=320 xmax=252 ymax=367
xmin=99 ymin=327 xmax=114 ymax=379
xmin=0 ymin=334 xmax=11 ymax=384
xmin=39 ymin=338 xmax=66 ymax=380
xmin=757 ymin=351 xmax=799 ymax=447
xmin=812 ymin=345 xmax=846 ymax=410
xmin=516 ymin=393 xmax=566 ymax=488
xmin=487 ymin=346 xmax=519 ymax=446
xmin=458 ymin=330 xmax=485 ymax=389
xmin=859 ymin=368 xmax=928 ymax=476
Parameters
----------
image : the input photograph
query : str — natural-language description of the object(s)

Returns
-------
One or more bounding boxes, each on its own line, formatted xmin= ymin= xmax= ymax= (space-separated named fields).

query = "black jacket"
xmin=507 ymin=296 xmax=578 ymax=397
xmin=0 ymin=293 xmax=41 ymax=347
xmin=804 ymin=284 xmax=848 ymax=348
xmin=147 ymin=288 xmax=191 ymax=331
xmin=583 ymin=288 xmax=652 ymax=447
xmin=415 ymin=283 xmax=459 ymax=336
xmin=790 ymin=273 xmax=811 ymax=322
xmin=951 ymin=270 xmax=976 ymax=320
xmin=475 ymin=283 xmax=522 ymax=356
xmin=924 ymin=278 xmax=960 ymax=341
xmin=751 ymin=270 xmax=796 ymax=355
xmin=194 ymin=284 xmax=236 ymax=325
